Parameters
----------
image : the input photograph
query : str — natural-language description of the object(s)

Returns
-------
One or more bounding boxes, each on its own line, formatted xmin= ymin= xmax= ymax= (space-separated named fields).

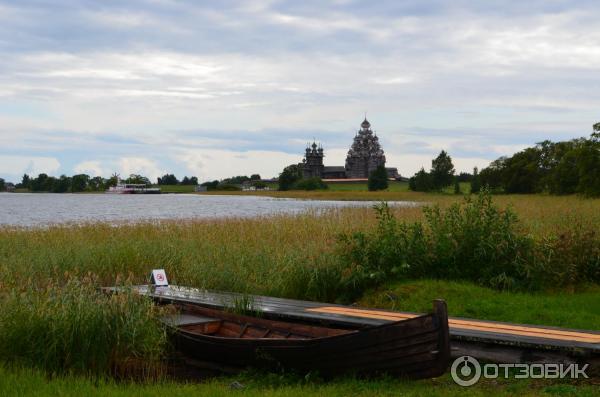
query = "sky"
xmin=1 ymin=0 xmax=600 ymax=183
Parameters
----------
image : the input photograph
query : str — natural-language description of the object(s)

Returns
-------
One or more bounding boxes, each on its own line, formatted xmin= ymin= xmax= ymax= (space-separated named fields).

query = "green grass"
xmin=236 ymin=180 xmax=465 ymax=193
xmin=154 ymin=185 xmax=196 ymax=193
xmin=1 ymin=194 xmax=600 ymax=393
xmin=0 ymin=278 xmax=168 ymax=378
xmin=1 ymin=365 xmax=597 ymax=397
xmin=360 ymin=280 xmax=600 ymax=330
xmin=325 ymin=181 xmax=410 ymax=192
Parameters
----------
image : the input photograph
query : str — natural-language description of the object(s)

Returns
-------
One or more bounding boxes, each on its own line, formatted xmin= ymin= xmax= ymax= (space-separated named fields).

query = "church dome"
xmin=361 ymin=118 xmax=371 ymax=129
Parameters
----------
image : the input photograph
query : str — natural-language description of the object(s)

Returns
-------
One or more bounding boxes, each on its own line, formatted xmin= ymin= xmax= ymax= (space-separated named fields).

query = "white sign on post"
xmin=151 ymin=269 xmax=169 ymax=286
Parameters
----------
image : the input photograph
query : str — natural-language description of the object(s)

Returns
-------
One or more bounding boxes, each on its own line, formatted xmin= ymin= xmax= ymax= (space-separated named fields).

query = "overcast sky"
xmin=1 ymin=0 xmax=599 ymax=183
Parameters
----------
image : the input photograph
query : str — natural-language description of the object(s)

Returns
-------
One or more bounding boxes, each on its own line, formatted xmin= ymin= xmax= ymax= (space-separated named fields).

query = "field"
xmin=2 ymin=365 xmax=599 ymax=397
xmin=1 ymin=191 xmax=599 ymax=395
xmin=154 ymin=184 xmax=197 ymax=193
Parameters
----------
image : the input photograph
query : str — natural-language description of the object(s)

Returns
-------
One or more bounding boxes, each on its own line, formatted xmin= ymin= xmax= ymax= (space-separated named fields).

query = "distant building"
xmin=302 ymin=142 xmax=325 ymax=178
xmin=301 ymin=118 xmax=399 ymax=180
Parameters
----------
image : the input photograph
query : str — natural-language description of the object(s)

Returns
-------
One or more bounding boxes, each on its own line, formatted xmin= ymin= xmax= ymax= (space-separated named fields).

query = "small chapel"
xmin=301 ymin=118 xmax=399 ymax=180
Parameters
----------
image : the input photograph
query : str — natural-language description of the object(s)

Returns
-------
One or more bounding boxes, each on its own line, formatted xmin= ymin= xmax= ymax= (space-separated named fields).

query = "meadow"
xmin=152 ymin=184 xmax=197 ymax=193
xmin=1 ymin=190 xmax=599 ymax=395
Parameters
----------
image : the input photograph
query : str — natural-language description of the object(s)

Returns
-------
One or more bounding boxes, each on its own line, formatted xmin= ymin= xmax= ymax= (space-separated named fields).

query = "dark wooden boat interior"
xmin=163 ymin=303 xmax=354 ymax=340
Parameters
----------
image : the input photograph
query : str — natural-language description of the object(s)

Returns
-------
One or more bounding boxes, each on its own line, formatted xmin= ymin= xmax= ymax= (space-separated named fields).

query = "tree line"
xmin=156 ymin=174 xmax=199 ymax=185
xmin=475 ymin=126 xmax=600 ymax=196
xmin=408 ymin=124 xmax=600 ymax=197
xmin=14 ymin=173 xmax=200 ymax=193
xmin=199 ymin=174 xmax=263 ymax=191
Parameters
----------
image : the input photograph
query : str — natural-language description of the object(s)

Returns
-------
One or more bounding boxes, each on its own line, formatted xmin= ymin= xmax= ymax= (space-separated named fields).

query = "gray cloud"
xmin=1 ymin=0 xmax=599 ymax=181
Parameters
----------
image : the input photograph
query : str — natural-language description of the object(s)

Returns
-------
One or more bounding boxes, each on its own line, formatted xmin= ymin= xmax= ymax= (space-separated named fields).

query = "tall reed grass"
xmin=0 ymin=194 xmax=599 ymax=377
xmin=0 ymin=276 xmax=167 ymax=378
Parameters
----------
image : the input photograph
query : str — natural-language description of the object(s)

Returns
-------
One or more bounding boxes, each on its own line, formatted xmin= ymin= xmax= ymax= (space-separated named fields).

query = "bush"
xmin=470 ymin=167 xmax=481 ymax=194
xmin=527 ymin=228 xmax=600 ymax=290
xmin=408 ymin=168 xmax=433 ymax=192
xmin=419 ymin=192 xmax=533 ymax=289
xmin=278 ymin=164 xmax=302 ymax=191
xmin=338 ymin=191 xmax=537 ymax=293
xmin=453 ymin=179 xmax=461 ymax=194
xmin=215 ymin=183 xmax=242 ymax=191
xmin=337 ymin=203 xmax=426 ymax=300
xmin=200 ymin=180 xmax=219 ymax=190
xmin=368 ymin=166 xmax=389 ymax=191
xmin=338 ymin=190 xmax=600 ymax=296
xmin=292 ymin=177 xmax=328 ymax=191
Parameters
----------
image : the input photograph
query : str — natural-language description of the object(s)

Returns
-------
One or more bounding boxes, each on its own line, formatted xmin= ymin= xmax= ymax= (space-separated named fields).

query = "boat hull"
xmin=171 ymin=300 xmax=450 ymax=378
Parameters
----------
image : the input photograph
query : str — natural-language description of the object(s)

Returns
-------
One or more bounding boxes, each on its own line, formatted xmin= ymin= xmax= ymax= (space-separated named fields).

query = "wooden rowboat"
xmin=163 ymin=299 xmax=450 ymax=379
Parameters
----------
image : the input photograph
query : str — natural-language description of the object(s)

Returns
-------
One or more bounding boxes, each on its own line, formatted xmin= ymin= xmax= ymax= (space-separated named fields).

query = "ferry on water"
xmin=107 ymin=183 xmax=161 ymax=194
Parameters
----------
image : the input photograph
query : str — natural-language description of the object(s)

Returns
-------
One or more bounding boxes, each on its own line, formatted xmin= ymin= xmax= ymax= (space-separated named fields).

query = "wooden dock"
xmin=121 ymin=285 xmax=600 ymax=368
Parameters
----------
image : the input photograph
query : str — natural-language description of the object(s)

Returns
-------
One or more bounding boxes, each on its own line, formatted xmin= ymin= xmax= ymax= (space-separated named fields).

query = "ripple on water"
xmin=0 ymin=193 xmax=420 ymax=227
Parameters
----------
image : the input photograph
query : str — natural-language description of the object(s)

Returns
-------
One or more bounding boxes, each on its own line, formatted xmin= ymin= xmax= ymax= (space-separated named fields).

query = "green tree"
xmin=252 ymin=181 xmax=268 ymax=189
xmin=250 ymin=174 xmax=261 ymax=181
xmin=157 ymin=174 xmax=178 ymax=185
xmin=180 ymin=176 xmax=198 ymax=185
xmin=106 ymin=173 xmax=119 ymax=188
xmin=470 ymin=167 xmax=481 ymax=194
xmin=430 ymin=150 xmax=455 ymax=190
xmin=409 ymin=168 xmax=433 ymax=192
xmin=453 ymin=178 xmax=461 ymax=195
xmin=457 ymin=172 xmax=473 ymax=182
xmin=548 ymin=149 xmax=579 ymax=194
xmin=222 ymin=175 xmax=251 ymax=184
xmin=502 ymin=148 xmax=543 ymax=193
xmin=575 ymin=139 xmax=600 ymax=197
xmin=71 ymin=174 xmax=90 ymax=192
xmin=479 ymin=157 xmax=506 ymax=191
xmin=30 ymin=173 xmax=49 ymax=191
xmin=200 ymin=180 xmax=219 ymax=190
xmin=19 ymin=174 xmax=31 ymax=189
xmin=278 ymin=164 xmax=302 ymax=191
xmin=89 ymin=176 xmax=105 ymax=191
xmin=368 ymin=165 xmax=389 ymax=191
xmin=125 ymin=174 xmax=150 ymax=185
xmin=0 ymin=178 xmax=5 ymax=191
xmin=52 ymin=175 xmax=71 ymax=193
xmin=408 ymin=176 xmax=417 ymax=191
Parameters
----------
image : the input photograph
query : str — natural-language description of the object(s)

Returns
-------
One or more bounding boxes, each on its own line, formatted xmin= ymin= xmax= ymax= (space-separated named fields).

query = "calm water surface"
xmin=0 ymin=193 xmax=418 ymax=227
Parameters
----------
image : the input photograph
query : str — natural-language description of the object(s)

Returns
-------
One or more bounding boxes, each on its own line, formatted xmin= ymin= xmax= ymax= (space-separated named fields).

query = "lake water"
xmin=0 ymin=193 xmax=418 ymax=227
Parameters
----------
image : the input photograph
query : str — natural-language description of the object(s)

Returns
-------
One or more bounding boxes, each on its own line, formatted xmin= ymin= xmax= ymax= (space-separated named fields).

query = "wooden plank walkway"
xmin=119 ymin=285 xmax=600 ymax=364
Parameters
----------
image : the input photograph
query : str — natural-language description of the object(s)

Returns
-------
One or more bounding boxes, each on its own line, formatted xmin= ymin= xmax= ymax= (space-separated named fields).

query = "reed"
xmin=0 ymin=193 xmax=599 ymax=380
xmin=0 ymin=276 xmax=168 ymax=378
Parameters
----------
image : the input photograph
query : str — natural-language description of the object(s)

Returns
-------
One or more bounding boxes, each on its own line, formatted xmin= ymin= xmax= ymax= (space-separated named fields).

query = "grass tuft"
xmin=0 ymin=276 xmax=168 ymax=379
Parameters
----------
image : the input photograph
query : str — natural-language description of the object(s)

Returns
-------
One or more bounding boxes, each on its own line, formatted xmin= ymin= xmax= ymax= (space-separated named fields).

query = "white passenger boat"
xmin=106 ymin=183 xmax=161 ymax=194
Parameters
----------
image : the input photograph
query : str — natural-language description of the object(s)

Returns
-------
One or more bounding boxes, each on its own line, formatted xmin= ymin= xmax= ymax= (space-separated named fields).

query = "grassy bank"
xmin=154 ymin=185 xmax=197 ymax=193
xmin=360 ymin=280 xmax=600 ymax=330
xmin=1 ymin=365 xmax=598 ymax=397
xmin=1 ymin=192 xmax=599 ymax=394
